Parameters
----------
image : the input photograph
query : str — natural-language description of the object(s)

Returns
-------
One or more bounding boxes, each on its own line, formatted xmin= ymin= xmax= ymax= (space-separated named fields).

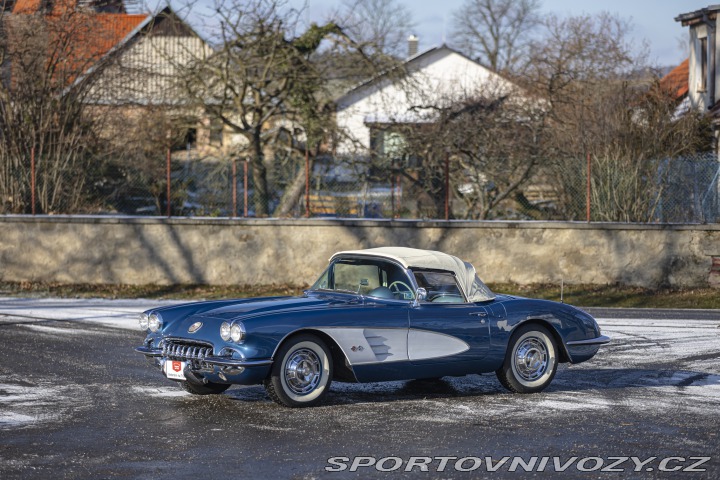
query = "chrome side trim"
xmin=135 ymin=346 xmax=163 ymax=357
xmin=566 ymin=335 xmax=611 ymax=346
xmin=202 ymin=356 xmax=273 ymax=367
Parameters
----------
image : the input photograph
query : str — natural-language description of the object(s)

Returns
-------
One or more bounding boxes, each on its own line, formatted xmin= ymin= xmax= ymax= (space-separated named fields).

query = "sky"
xmin=294 ymin=0 xmax=709 ymax=67
xmin=141 ymin=0 xmax=712 ymax=68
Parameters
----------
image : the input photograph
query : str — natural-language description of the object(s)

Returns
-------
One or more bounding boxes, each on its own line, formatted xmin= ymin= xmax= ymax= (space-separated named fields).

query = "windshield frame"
xmin=309 ymin=255 xmax=418 ymax=302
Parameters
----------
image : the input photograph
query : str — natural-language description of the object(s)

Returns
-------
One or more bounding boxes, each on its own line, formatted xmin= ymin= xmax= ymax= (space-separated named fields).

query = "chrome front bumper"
xmin=134 ymin=346 xmax=272 ymax=367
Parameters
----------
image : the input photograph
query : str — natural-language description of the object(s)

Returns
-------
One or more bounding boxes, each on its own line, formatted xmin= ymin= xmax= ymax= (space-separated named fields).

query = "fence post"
xmin=444 ymin=153 xmax=450 ymax=221
xmin=166 ymin=148 xmax=171 ymax=217
xmin=231 ymin=158 xmax=237 ymax=218
xmin=243 ymin=159 xmax=249 ymax=218
xmin=391 ymin=164 xmax=396 ymax=220
xmin=395 ymin=172 xmax=401 ymax=219
xmin=30 ymin=147 xmax=36 ymax=215
xmin=305 ymin=146 xmax=310 ymax=218
xmin=586 ymin=152 xmax=591 ymax=223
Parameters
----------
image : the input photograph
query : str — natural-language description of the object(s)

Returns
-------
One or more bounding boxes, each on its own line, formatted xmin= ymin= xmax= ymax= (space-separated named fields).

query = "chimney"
xmin=408 ymin=34 xmax=419 ymax=57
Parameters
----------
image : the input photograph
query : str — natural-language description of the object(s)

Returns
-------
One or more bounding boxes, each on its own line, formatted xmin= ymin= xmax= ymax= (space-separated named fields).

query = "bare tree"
xmin=336 ymin=0 xmax=416 ymax=58
xmin=451 ymin=0 xmax=541 ymax=74
xmin=385 ymin=87 xmax=547 ymax=219
xmin=525 ymin=12 xmax=708 ymax=221
xmin=0 ymin=5 xmax=106 ymax=213
xmin=175 ymin=0 xmax=350 ymax=216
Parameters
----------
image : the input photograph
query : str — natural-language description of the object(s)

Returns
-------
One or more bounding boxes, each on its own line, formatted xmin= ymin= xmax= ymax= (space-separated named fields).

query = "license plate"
xmin=164 ymin=360 xmax=186 ymax=380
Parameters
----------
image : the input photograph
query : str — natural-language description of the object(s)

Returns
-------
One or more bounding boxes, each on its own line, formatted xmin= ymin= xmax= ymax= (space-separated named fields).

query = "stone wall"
xmin=1 ymin=216 xmax=719 ymax=288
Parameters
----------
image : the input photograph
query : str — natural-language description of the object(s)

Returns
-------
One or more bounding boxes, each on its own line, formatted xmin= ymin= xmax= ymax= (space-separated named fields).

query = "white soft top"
xmin=330 ymin=247 xmax=495 ymax=302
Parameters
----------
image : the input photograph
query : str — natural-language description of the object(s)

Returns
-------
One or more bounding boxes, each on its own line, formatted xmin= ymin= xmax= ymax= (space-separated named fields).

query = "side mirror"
xmin=412 ymin=288 xmax=427 ymax=308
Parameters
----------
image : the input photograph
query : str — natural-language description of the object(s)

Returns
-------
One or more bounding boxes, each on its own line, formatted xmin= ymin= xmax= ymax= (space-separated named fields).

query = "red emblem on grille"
xmin=172 ymin=361 xmax=182 ymax=372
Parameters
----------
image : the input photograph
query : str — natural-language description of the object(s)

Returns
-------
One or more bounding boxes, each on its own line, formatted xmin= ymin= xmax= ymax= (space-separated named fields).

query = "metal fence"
xmin=2 ymin=150 xmax=719 ymax=223
xmin=655 ymin=153 xmax=720 ymax=223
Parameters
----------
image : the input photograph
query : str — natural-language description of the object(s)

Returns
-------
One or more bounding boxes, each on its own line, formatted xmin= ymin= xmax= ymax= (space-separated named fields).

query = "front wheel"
xmin=496 ymin=324 xmax=558 ymax=393
xmin=264 ymin=334 xmax=333 ymax=407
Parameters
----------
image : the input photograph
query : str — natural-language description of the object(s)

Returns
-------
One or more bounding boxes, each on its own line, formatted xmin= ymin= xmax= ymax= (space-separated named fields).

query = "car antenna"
xmin=560 ymin=278 xmax=564 ymax=304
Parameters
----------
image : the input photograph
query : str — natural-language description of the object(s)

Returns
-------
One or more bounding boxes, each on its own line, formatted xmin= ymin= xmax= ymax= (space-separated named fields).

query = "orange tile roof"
xmin=11 ymin=0 xmax=43 ymax=14
xmin=81 ymin=13 xmax=148 ymax=64
xmin=659 ymin=58 xmax=689 ymax=100
xmin=10 ymin=1 xmax=148 ymax=85
xmin=46 ymin=13 xmax=148 ymax=85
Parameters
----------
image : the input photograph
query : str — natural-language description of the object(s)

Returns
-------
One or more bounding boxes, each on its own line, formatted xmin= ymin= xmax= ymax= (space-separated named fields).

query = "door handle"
xmin=469 ymin=312 xmax=487 ymax=317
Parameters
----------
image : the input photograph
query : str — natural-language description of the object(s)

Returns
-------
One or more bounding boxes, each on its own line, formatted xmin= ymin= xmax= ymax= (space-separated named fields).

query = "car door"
xmin=407 ymin=270 xmax=491 ymax=365
xmin=316 ymin=258 xmax=412 ymax=368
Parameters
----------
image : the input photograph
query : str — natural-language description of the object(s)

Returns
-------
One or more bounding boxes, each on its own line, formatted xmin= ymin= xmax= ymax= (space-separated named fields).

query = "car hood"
xmin=192 ymin=295 xmax=333 ymax=320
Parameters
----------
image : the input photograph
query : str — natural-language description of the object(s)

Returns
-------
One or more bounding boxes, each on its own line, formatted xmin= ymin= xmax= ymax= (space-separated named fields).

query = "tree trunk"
xmin=275 ymin=154 xmax=314 ymax=217
xmin=251 ymin=132 xmax=269 ymax=217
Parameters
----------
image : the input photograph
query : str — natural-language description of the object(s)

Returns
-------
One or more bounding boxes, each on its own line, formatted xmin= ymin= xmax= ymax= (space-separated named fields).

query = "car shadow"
xmin=223 ymin=367 xmax=720 ymax=407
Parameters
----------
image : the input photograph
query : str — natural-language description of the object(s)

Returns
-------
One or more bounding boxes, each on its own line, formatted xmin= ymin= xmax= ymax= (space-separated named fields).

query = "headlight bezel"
xmin=148 ymin=313 xmax=163 ymax=332
xmin=139 ymin=313 xmax=149 ymax=330
xmin=220 ymin=322 xmax=231 ymax=341
xmin=230 ymin=322 xmax=246 ymax=343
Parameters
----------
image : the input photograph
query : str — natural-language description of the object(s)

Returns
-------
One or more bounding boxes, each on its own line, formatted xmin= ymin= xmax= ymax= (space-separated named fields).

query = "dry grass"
xmin=490 ymin=283 xmax=720 ymax=309
xmin=0 ymin=281 xmax=718 ymax=309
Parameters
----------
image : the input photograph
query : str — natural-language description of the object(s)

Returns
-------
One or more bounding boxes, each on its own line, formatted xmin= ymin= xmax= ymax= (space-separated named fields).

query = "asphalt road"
xmin=0 ymin=298 xmax=718 ymax=479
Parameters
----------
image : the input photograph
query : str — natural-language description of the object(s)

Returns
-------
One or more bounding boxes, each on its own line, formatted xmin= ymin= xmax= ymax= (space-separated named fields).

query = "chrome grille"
xmin=162 ymin=340 xmax=213 ymax=361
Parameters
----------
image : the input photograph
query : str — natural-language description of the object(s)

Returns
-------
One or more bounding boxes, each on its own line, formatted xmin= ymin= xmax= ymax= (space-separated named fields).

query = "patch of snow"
xmin=0 ymin=297 xmax=182 ymax=331
xmin=0 ymin=381 xmax=89 ymax=429
xmin=21 ymin=324 xmax=102 ymax=335
xmin=130 ymin=386 xmax=189 ymax=398
xmin=0 ymin=412 xmax=37 ymax=427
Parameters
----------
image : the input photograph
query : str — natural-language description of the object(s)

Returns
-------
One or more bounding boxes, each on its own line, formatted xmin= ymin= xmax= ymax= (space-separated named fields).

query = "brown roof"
xmin=659 ymin=58 xmax=689 ymax=100
xmin=10 ymin=0 xmax=148 ymax=85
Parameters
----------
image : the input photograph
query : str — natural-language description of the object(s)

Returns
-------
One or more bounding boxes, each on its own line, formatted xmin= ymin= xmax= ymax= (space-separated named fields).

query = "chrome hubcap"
xmin=513 ymin=337 xmax=548 ymax=381
xmin=284 ymin=348 xmax=322 ymax=395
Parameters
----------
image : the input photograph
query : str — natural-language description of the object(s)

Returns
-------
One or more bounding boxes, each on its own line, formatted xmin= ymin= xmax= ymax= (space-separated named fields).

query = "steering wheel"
xmin=388 ymin=281 xmax=413 ymax=298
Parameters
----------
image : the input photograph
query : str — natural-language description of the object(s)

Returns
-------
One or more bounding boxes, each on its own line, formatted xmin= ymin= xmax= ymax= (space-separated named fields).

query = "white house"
xmin=334 ymin=45 xmax=520 ymax=156
xmin=675 ymin=6 xmax=719 ymax=113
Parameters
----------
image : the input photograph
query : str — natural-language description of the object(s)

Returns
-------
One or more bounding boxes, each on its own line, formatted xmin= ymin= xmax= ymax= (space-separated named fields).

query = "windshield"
xmin=310 ymin=257 xmax=415 ymax=300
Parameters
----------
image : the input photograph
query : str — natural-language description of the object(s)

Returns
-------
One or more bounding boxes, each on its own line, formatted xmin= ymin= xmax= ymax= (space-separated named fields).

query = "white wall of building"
xmin=335 ymin=47 xmax=517 ymax=155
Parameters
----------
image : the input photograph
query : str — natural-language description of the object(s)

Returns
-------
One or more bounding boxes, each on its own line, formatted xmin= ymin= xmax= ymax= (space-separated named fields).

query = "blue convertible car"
xmin=136 ymin=247 xmax=610 ymax=407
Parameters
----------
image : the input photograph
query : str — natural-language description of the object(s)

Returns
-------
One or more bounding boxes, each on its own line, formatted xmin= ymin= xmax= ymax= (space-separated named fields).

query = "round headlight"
xmin=148 ymin=313 xmax=162 ymax=332
xmin=230 ymin=322 xmax=245 ymax=343
xmin=139 ymin=313 xmax=149 ymax=330
xmin=220 ymin=322 xmax=231 ymax=341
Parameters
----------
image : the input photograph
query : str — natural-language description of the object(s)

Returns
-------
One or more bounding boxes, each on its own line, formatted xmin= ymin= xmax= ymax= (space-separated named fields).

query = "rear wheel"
xmin=496 ymin=324 xmax=558 ymax=393
xmin=264 ymin=334 xmax=333 ymax=407
xmin=180 ymin=381 xmax=230 ymax=395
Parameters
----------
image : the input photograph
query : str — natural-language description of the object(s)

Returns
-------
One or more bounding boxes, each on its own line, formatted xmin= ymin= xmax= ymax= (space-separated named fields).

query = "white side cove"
xmin=407 ymin=330 xmax=469 ymax=361
xmin=316 ymin=328 xmax=469 ymax=365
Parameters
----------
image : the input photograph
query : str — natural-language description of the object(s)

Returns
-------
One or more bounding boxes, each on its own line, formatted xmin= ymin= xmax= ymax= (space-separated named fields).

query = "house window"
xmin=700 ymin=36 xmax=708 ymax=92
xmin=369 ymin=127 xmax=406 ymax=159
